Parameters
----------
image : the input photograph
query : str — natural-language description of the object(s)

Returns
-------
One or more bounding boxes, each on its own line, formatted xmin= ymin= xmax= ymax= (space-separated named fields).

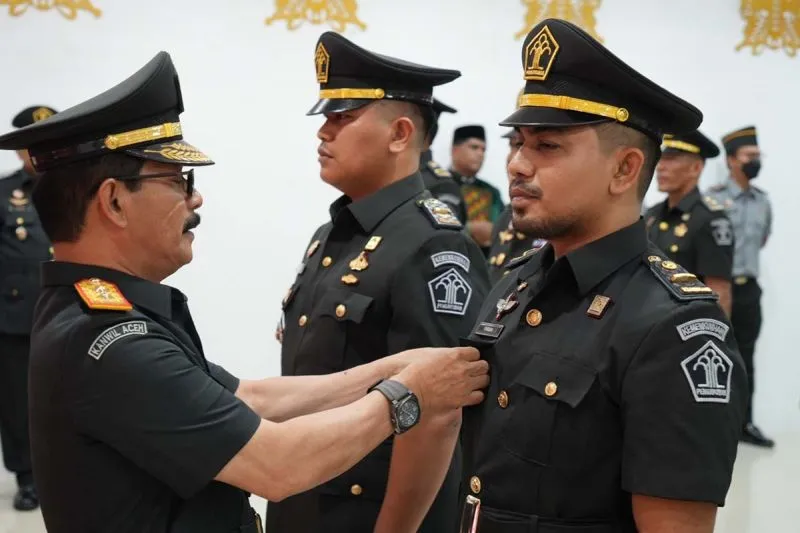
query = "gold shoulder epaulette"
xmin=417 ymin=196 xmax=463 ymax=229
xmin=427 ymin=160 xmax=452 ymax=178
xmin=702 ymin=195 xmax=725 ymax=211
xmin=74 ymin=278 xmax=133 ymax=311
xmin=645 ymin=255 xmax=717 ymax=302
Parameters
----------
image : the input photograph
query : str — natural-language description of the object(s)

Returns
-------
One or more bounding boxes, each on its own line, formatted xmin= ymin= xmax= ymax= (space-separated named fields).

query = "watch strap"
xmin=368 ymin=379 xmax=411 ymax=402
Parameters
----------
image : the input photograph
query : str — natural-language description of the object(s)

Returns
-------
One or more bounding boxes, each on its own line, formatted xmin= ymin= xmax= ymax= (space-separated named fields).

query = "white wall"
xmin=1 ymin=0 xmax=797 ymax=432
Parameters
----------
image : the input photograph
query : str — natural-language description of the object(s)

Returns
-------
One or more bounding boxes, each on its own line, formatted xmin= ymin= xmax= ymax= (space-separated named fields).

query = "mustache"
xmin=509 ymin=179 xmax=543 ymax=199
xmin=183 ymin=213 xmax=201 ymax=233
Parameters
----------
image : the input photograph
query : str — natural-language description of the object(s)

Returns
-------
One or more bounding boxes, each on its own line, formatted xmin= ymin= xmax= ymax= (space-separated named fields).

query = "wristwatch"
xmin=368 ymin=379 xmax=421 ymax=434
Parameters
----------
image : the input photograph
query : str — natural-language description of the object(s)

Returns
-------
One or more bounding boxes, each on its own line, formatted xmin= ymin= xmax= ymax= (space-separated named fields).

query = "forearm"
xmin=374 ymin=411 xmax=462 ymax=533
xmin=632 ymin=495 xmax=717 ymax=533
xmin=217 ymin=391 xmax=393 ymax=502
xmin=237 ymin=357 xmax=398 ymax=422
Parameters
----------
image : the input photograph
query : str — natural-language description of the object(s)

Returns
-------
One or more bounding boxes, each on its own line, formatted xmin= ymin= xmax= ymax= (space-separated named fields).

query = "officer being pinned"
xmin=270 ymin=31 xmax=490 ymax=533
xmin=459 ymin=18 xmax=746 ymax=533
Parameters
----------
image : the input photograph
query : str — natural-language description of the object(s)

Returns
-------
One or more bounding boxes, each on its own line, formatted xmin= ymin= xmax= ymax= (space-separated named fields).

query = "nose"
xmin=317 ymin=120 xmax=333 ymax=142
xmin=507 ymin=147 xmax=533 ymax=182
xmin=188 ymin=189 xmax=203 ymax=210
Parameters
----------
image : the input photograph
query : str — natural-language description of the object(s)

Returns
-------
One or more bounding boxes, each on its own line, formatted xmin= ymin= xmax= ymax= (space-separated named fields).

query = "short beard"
xmin=511 ymin=207 xmax=581 ymax=240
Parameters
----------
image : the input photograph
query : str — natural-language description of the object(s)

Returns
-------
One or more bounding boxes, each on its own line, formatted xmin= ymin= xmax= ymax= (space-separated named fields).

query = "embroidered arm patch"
xmin=680 ymin=340 xmax=734 ymax=404
xmin=88 ymin=321 xmax=148 ymax=360
xmin=428 ymin=268 xmax=473 ymax=316
xmin=710 ymin=218 xmax=733 ymax=246
xmin=430 ymin=251 xmax=471 ymax=271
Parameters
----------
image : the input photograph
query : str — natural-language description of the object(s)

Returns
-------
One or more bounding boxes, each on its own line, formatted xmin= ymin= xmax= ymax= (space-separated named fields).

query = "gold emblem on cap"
xmin=314 ymin=42 xmax=330 ymax=83
xmin=266 ymin=0 xmax=367 ymax=33
xmin=143 ymin=141 xmax=211 ymax=164
xmin=32 ymin=107 xmax=53 ymax=122
xmin=524 ymin=25 xmax=560 ymax=81
xmin=4 ymin=0 xmax=102 ymax=20
xmin=104 ymin=122 xmax=183 ymax=151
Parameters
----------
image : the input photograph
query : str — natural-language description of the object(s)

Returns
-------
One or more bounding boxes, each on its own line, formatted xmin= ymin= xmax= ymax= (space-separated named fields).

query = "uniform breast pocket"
xmin=296 ymin=289 xmax=375 ymax=373
xmin=501 ymin=353 xmax=596 ymax=466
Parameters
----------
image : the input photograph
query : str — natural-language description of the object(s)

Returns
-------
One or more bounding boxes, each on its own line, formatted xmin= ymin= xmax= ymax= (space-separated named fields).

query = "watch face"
xmin=397 ymin=396 xmax=420 ymax=429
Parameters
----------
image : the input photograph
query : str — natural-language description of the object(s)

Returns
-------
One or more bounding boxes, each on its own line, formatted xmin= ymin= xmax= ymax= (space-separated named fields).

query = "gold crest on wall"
xmin=266 ymin=0 xmax=367 ymax=33
xmin=0 ymin=0 xmax=101 ymax=20
xmin=736 ymin=0 xmax=799 ymax=57
xmin=516 ymin=0 xmax=602 ymax=41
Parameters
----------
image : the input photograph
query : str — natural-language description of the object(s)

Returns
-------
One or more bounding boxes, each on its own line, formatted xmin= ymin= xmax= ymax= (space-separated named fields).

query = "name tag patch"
xmin=680 ymin=340 xmax=733 ymax=404
xmin=430 ymin=251 xmax=471 ymax=272
xmin=676 ymin=318 xmax=729 ymax=341
xmin=88 ymin=321 xmax=148 ymax=360
xmin=475 ymin=322 xmax=504 ymax=338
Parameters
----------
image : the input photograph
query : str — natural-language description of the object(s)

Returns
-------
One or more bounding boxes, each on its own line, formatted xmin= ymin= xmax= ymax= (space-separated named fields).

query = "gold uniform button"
xmin=496 ymin=253 xmax=507 ymax=265
xmin=350 ymin=484 xmax=363 ymax=496
xmin=497 ymin=390 xmax=509 ymax=408
xmin=322 ymin=256 xmax=333 ymax=267
xmin=335 ymin=304 xmax=347 ymax=318
xmin=659 ymin=222 xmax=669 ymax=231
xmin=544 ymin=381 xmax=558 ymax=397
xmin=526 ymin=309 xmax=543 ymax=327
xmin=298 ymin=315 xmax=308 ymax=327
xmin=670 ymin=244 xmax=679 ymax=253
xmin=469 ymin=476 xmax=481 ymax=494
xmin=11 ymin=289 xmax=19 ymax=297
xmin=16 ymin=217 xmax=24 ymax=225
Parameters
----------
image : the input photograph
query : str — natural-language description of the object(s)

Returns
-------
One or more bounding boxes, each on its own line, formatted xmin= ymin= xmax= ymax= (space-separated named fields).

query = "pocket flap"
xmin=317 ymin=289 xmax=374 ymax=324
xmin=514 ymin=353 xmax=596 ymax=408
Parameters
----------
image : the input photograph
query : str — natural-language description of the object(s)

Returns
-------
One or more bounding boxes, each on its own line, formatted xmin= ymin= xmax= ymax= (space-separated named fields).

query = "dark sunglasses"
xmin=98 ymin=169 xmax=195 ymax=197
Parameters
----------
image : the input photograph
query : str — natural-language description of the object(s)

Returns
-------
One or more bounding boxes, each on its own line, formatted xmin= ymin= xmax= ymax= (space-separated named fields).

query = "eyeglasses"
xmin=110 ymin=169 xmax=195 ymax=197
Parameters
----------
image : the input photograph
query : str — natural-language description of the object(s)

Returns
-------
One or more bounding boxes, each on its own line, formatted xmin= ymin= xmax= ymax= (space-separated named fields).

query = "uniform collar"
xmin=673 ymin=186 xmax=702 ymax=213
xmin=519 ymin=219 xmax=647 ymax=296
xmin=40 ymin=261 xmax=177 ymax=319
xmin=329 ymin=172 xmax=425 ymax=233
xmin=420 ymin=150 xmax=433 ymax=165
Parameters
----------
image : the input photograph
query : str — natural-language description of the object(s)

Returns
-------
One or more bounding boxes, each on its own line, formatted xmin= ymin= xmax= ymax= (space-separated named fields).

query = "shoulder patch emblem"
xmin=418 ymin=197 xmax=463 ymax=229
xmin=428 ymin=268 xmax=473 ymax=316
xmin=88 ymin=321 xmax=148 ymax=360
xmin=645 ymin=256 xmax=718 ymax=302
xmin=74 ymin=278 xmax=132 ymax=311
xmin=430 ymin=251 xmax=471 ymax=272
xmin=427 ymin=160 xmax=452 ymax=178
xmin=681 ymin=340 xmax=734 ymax=403
xmin=702 ymin=195 xmax=725 ymax=211
xmin=676 ymin=318 xmax=729 ymax=341
xmin=710 ymin=218 xmax=733 ymax=246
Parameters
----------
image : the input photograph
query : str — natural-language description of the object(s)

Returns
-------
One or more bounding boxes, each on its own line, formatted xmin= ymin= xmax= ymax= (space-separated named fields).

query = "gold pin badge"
xmin=306 ymin=240 xmax=320 ymax=258
xmin=526 ymin=309 xmax=543 ymax=327
xmin=489 ymin=256 xmax=498 ymax=266
xmin=341 ymin=274 xmax=359 ymax=286
xmin=661 ymin=261 xmax=678 ymax=270
xmin=517 ymin=281 xmax=528 ymax=292
xmin=364 ymin=236 xmax=382 ymax=251
xmin=544 ymin=381 xmax=558 ymax=397
xmin=647 ymin=255 xmax=662 ymax=263
xmin=12 ymin=189 xmax=24 ymax=199
xmin=670 ymin=272 xmax=697 ymax=283
xmin=681 ymin=286 xmax=713 ymax=295
xmin=659 ymin=221 xmax=669 ymax=231
xmin=674 ymin=224 xmax=688 ymax=238
xmin=321 ymin=256 xmax=333 ymax=267
xmin=496 ymin=253 xmax=507 ymax=265
xmin=516 ymin=232 xmax=526 ymax=240
xmin=670 ymin=244 xmax=679 ymax=253
xmin=15 ymin=226 xmax=28 ymax=241
xmin=499 ymin=231 xmax=513 ymax=244
xmin=349 ymin=252 xmax=369 ymax=272
xmin=682 ymin=213 xmax=691 ymax=222
xmin=587 ymin=295 xmax=611 ymax=319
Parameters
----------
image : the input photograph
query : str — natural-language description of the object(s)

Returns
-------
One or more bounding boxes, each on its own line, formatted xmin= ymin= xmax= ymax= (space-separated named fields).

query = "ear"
xmin=691 ymin=158 xmax=705 ymax=176
xmin=95 ymin=179 xmax=130 ymax=229
xmin=388 ymin=116 xmax=415 ymax=154
xmin=609 ymin=147 xmax=645 ymax=197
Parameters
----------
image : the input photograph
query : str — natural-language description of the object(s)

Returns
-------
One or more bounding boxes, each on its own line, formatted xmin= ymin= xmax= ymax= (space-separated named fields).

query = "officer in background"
xmin=645 ymin=131 xmax=733 ymax=316
xmin=707 ymin=126 xmax=774 ymax=448
xmin=419 ymin=98 xmax=467 ymax=222
xmin=460 ymin=19 xmax=745 ymax=532
xmin=0 ymin=52 xmax=489 ymax=533
xmin=450 ymin=125 xmax=505 ymax=253
xmin=487 ymin=128 xmax=544 ymax=284
xmin=0 ymin=105 xmax=57 ymax=511
xmin=270 ymin=32 xmax=490 ymax=533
